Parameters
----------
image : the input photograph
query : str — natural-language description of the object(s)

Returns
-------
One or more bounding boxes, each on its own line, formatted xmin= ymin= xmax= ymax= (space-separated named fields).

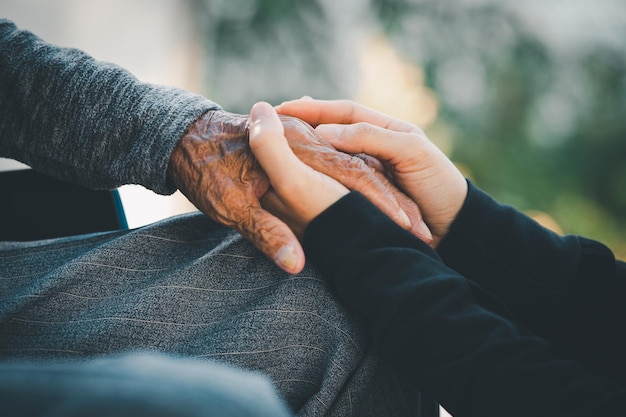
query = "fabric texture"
xmin=0 ymin=19 xmax=219 ymax=194
xmin=0 ymin=213 xmax=418 ymax=417
xmin=0 ymin=19 xmax=419 ymax=417
xmin=437 ymin=181 xmax=626 ymax=383
xmin=303 ymin=188 xmax=626 ymax=417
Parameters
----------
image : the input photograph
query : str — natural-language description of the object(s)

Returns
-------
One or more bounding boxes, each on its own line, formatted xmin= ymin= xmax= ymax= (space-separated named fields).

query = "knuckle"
xmin=350 ymin=122 xmax=377 ymax=137
xmin=347 ymin=153 xmax=368 ymax=171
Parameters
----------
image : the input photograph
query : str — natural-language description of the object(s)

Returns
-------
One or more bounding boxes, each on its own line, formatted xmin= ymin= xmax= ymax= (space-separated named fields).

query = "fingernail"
xmin=315 ymin=125 xmax=341 ymax=141
xmin=417 ymin=221 xmax=433 ymax=242
xmin=275 ymin=244 xmax=298 ymax=271
xmin=399 ymin=210 xmax=412 ymax=230
xmin=250 ymin=102 xmax=274 ymax=123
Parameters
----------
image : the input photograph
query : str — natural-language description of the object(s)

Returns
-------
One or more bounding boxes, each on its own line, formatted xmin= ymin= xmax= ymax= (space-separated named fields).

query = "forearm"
xmin=436 ymin=182 xmax=626 ymax=380
xmin=435 ymin=182 xmax=580 ymax=333
xmin=304 ymin=192 xmax=626 ymax=416
xmin=0 ymin=19 xmax=219 ymax=194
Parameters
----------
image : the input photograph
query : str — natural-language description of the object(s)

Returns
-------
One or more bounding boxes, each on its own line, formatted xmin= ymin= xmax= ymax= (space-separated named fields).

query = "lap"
xmin=0 ymin=213 xmax=418 ymax=417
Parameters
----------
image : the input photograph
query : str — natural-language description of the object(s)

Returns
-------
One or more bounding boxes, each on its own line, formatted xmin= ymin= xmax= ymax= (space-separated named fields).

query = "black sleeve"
xmin=304 ymin=192 xmax=626 ymax=417
xmin=437 ymin=181 xmax=626 ymax=381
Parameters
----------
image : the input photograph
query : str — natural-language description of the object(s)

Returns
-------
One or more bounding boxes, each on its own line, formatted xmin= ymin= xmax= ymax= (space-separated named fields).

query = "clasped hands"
xmin=169 ymin=98 xmax=467 ymax=274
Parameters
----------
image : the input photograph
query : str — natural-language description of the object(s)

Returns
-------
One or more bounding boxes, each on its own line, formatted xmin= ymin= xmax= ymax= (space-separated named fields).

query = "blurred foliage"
xmin=193 ymin=0 xmax=626 ymax=259
xmin=376 ymin=0 xmax=626 ymax=258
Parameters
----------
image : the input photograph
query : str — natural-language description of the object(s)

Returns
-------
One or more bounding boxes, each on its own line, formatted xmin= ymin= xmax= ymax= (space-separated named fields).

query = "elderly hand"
xmin=249 ymin=102 xmax=349 ymax=249
xmin=278 ymin=115 xmax=431 ymax=242
xmin=168 ymin=109 xmax=429 ymax=274
xmin=277 ymin=98 xmax=468 ymax=247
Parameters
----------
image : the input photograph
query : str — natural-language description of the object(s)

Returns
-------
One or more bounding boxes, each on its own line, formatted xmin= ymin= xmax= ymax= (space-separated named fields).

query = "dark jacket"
xmin=304 ymin=183 xmax=626 ymax=416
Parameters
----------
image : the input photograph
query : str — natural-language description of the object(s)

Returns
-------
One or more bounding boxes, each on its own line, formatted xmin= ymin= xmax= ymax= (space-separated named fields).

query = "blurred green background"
xmin=192 ymin=0 xmax=626 ymax=259
xmin=2 ymin=0 xmax=624 ymax=257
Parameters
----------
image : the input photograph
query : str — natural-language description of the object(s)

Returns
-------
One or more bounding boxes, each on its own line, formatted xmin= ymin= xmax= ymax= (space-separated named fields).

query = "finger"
xmin=197 ymin=177 xmax=305 ymax=274
xmin=260 ymin=190 xmax=307 ymax=238
xmin=315 ymin=122 xmax=422 ymax=166
xmin=277 ymin=98 xmax=419 ymax=133
xmin=311 ymin=124 xmax=433 ymax=242
xmin=250 ymin=102 xmax=350 ymax=230
xmin=235 ymin=203 xmax=306 ymax=274
xmin=355 ymin=153 xmax=387 ymax=174
xmin=279 ymin=117 xmax=414 ymax=232
xmin=298 ymin=147 xmax=433 ymax=242
xmin=249 ymin=102 xmax=304 ymax=193
xmin=384 ymin=175 xmax=431 ymax=241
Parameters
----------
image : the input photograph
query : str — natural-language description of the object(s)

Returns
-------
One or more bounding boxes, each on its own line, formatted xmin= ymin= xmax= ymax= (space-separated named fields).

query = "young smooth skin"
xmin=276 ymin=98 xmax=468 ymax=246
xmin=262 ymin=99 xmax=626 ymax=416
xmin=248 ymin=102 xmax=349 ymax=264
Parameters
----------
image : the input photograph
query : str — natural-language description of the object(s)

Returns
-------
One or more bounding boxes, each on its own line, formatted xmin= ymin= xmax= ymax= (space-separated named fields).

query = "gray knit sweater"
xmin=0 ymin=19 xmax=219 ymax=195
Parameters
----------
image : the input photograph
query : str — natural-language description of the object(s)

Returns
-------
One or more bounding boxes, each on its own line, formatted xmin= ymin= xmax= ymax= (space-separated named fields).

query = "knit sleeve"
xmin=0 ymin=19 xmax=220 ymax=194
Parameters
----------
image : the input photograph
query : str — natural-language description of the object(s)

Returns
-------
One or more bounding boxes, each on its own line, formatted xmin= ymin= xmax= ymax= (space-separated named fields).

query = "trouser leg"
xmin=0 ymin=213 xmax=420 ymax=416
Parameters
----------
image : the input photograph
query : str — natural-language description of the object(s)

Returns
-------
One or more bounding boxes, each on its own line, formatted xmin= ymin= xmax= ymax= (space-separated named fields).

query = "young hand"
xmin=169 ymin=104 xmax=425 ymax=275
xmin=277 ymin=98 xmax=468 ymax=246
xmin=248 ymin=102 xmax=349 ymax=272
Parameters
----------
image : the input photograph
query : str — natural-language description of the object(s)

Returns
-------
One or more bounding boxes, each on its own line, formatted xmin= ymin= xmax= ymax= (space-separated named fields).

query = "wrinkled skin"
xmin=280 ymin=116 xmax=425 ymax=240
xmin=168 ymin=110 xmax=425 ymax=272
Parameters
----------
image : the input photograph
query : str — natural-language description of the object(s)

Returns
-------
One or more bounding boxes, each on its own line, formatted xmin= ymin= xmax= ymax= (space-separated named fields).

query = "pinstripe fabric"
xmin=0 ymin=213 xmax=418 ymax=416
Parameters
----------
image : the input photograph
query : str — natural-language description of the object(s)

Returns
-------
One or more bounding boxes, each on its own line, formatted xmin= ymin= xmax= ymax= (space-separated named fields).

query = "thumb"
xmin=249 ymin=102 xmax=349 ymax=238
xmin=249 ymin=102 xmax=304 ymax=190
xmin=235 ymin=203 xmax=306 ymax=274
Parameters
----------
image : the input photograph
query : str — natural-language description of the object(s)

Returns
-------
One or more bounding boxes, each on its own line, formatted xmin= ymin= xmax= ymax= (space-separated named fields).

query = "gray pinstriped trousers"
xmin=0 ymin=212 xmax=418 ymax=416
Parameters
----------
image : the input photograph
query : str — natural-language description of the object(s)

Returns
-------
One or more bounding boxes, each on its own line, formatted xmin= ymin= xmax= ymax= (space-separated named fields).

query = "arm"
xmin=0 ymin=19 xmax=216 ymax=194
xmin=248 ymin=102 xmax=626 ymax=416
xmin=0 ymin=21 xmax=425 ymax=273
xmin=279 ymin=98 xmax=626 ymax=376
xmin=303 ymin=192 xmax=626 ymax=417
xmin=437 ymin=181 xmax=626 ymax=383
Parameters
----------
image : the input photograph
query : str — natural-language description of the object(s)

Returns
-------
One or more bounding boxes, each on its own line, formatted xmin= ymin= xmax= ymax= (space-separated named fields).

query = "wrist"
xmin=430 ymin=176 xmax=469 ymax=248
